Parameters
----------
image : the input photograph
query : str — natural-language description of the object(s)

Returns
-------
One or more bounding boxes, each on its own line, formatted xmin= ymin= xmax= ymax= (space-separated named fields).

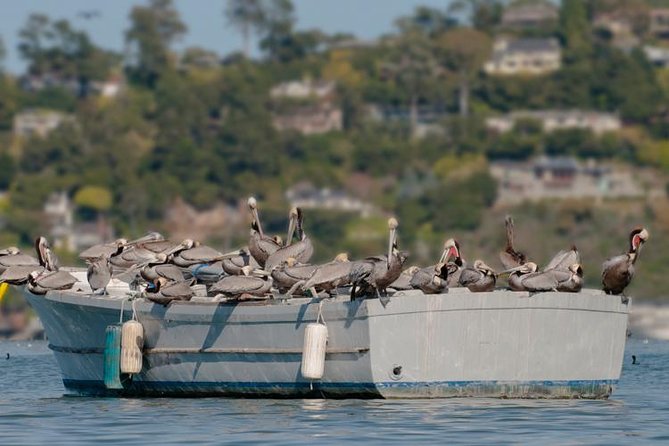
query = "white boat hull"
xmin=25 ymin=288 xmax=629 ymax=398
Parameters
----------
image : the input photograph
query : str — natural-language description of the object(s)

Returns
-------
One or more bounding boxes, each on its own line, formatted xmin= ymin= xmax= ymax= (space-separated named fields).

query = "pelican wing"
xmin=178 ymin=245 xmax=224 ymax=262
xmin=458 ymin=267 xmax=483 ymax=287
xmin=544 ymin=249 xmax=580 ymax=271
xmin=155 ymin=264 xmax=186 ymax=282
xmin=211 ymin=276 xmax=267 ymax=295
xmin=248 ymin=232 xmax=281 ymax=265
xmin=140 ymin=240 xmax=180 ymax=254
xmin=265 ymin=238 xmax=314 ymax=272
xmin=79 ymin=243 xmax=118 ymax=260
xmin=222 ymin=253 xmax=258 ymax=275
xmin=1 ymin=265 xmax=44 ymax=283
xmin=36 ymin=271 xmax=78 ymax=290
xmin=160 ymin=281 xmax=194 ymax=299
xmin=521 ymin=270 xmax=571 ymax=291
xmin=87 ymin=260 xmax=111 ymax=291
xmin=0 ymin=254 xmax=39 ymax=268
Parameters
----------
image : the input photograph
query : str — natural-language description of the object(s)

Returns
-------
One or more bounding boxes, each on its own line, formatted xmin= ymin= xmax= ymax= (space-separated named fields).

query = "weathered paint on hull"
xmin=25 ymin=288 xmax=629 ymax=399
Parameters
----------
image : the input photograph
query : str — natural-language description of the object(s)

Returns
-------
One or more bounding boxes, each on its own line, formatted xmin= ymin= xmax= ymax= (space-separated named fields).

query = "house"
xmin=490 ymin=157 xmax=646 ymax=205
xmin=13 ymin=109 xmax=73 ymax=139
xmin=484 ymin=38 xmax=561 ymax=75
xmin=286 ymin=182 xmax=375 ymax=217
xmin=501 ymin=3 xmax=558 ymax=28
xmin=270 ymin=79 xmax=336 ymax=100
xmin=272 ymin=104 xmax=343 ymax=135
xmin=650 ymin=8 xmax=669 ymax=36
xmin=19 ymin=74 xmax=80 ymax=94
xmin=644 ymin=46 xmax=669 ymax=67
xmin=44 ymin=192 xmax=112 ymax=252
xmin=485 ymin=110 xmax=621 ymax=135
xmin=593 ymin=12 xmax=639 ymax=51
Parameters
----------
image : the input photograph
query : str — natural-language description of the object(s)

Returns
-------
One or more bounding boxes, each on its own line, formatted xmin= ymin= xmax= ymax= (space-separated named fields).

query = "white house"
xmin=484 ymin=38 xmax=561 ymax=75
xmin=485 ymin=110 xmax=621 ymax=135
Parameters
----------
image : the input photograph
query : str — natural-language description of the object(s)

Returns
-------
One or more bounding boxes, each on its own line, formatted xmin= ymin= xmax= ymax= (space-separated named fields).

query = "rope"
xmin=131 ymin=298 xmax=138 ymax=322
xmin=119 ymin=298 xmax=125 ymax=324
xmin=316 ymin=300 xmax=326 ymax=327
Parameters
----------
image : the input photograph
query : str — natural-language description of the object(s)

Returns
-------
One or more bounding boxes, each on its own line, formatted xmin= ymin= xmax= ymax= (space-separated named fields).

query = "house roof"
xmin=505 ymin=38 xmax=560 ymax=53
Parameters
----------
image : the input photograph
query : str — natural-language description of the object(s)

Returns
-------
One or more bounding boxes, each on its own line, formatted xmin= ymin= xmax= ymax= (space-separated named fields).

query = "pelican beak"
xmin=219 ymin=248 xmax=245 ymax=259
xmin=387 ymin=229 xmax=396 ymax=268
xmin=253 ymin=208 xmax=264 ymax=237
xmin=499 ymin=264 xmax=525 ymax=276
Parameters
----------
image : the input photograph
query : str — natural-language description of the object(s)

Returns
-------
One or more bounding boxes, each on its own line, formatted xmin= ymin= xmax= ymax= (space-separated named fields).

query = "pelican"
xmin=545 ymin=245 xmax=580 ymax=271
xmin=458 ymin=260 xmax=496 ymax=292
xmin=0 ymin=237 xmax=53 ymax=273
xmin=602 ymin=228 xmax=649 ymax=295
xmin=443 ymin=239 xmax=464 ymax=287
xmin=141 ymin=254 xmax=185 ymax=283
xmin=0 ymin=247 xmax=21 ymax=256
xmin=283 ymin=253 xmax=352 ymax=296
xmin=210 ymin=266 xmax=272 ymax=299
xmin=187 ymin=261 xmax=225 ymax=284
xmin=247 ymin=197 xmax=282 ymax=266
xmin=79 ymin=238 xmax=127 ymax=263
xmin=499 ymin=215 xmax=527 ymax=270
xmin=264 ymin=208 xmax=314 ymax=273
xmin=409 ymin=263 xmax=449 ymax=294
xmin=87 ymin=256 xmax=112 ymax=294
xmin=349 ymin=218 xmax=408 ymax=303
xmin=503 ymin=262 xmax=583 ymax=292
xmin=271 ymin=257 xmax=318 ymax=293
xmin=145 ymin=277 xmax=194 ymax=305
xmin=502 ymin=261 xmax=538 ymax=291
xmin=27 ymin=270 xmax=78 ymax=295
xmin=0 ymin=265 xmax=45 ymax=285
xmin=221 ymin=248 xmax=260 ymax=275
xmin=170 ymin=239 xmax=240 ymax=267
xmin=389 ymin=266 xmax=421 ymax=290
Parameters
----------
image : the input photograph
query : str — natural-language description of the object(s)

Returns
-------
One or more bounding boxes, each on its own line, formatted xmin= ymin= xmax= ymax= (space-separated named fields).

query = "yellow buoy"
xmin=0 ymin=283 xmax=8 ymax=303
xmin=120 ymin=320 xmax=144 ymax=374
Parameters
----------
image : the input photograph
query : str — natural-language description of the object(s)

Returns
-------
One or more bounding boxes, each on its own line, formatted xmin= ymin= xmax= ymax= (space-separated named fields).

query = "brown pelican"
xmin=140 ymin=254 xmax=185 ymax=283
xmin=442 ymin=239 xmax=464 ymax=287
xmin=281 ymin=253 xmax=351 ymax=296
xmin=0 ymin=265 xmax=45 ymax=285
xmin=264 ymin=208 xmax=314 ymax=273
xmin=79 ymin=239 xmax=127 ymax=263
xmin=458 ymin=260 xmax=496 ymax=292
xmin=87 ymin=256 xmax=112 ymax=294
xmin=170 ymin=239 xmax=240 ymax=267
xmin=409 ymin=263 xmax=449 ymax=294
xmin=210 ymin=266 xmax=273 ymax=299
xmin=0 ymin=237 xmax=56 ymax=274
xmin=27 ymin=270 xmax=78 ymax=295
xmin=503 ymin=262 xmax=583 ymax=292
xmin=0 ymin=247 xmax=21 ymax=256
xmin=221 ymin=248 xmax=260 ymax=275
xmin=544 ymin=245 xmax=580 ymax=271
xmin=145 ymin=277 xmax=194 ymax=305
xmin=502 ymin=261 xmax=538 ymax=291
xmin=349 ymin=218 xmax=408 ymax=303
xmin=499 ymin=215 xmax=527 ymax=270
xmin=389 ymin=266 xmax=421 ymax=290
xmin=247 ymin=197 xmax=282 ymax=266
xmin=602 ymin=228 xmax=649 ymax=295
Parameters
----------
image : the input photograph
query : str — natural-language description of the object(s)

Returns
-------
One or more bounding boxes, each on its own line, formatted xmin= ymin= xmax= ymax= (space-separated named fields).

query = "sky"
xmin=0 ymin=0 xmax=455 ymax=74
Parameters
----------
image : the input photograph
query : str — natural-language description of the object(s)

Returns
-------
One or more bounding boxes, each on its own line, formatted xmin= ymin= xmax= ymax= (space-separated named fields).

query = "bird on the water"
xmin=602 ymin=228 xmax=649 ymax=296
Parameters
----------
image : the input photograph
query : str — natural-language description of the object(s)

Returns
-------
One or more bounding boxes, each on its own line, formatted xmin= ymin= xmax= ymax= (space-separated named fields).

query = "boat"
xmin=24 ymin=285 xmax=630 ymax=399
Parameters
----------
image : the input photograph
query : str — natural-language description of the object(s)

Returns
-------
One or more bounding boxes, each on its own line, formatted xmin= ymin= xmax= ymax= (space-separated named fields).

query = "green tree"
xmin=225 ymin=0 xmax=266 ymax=58
xmin=560 ymin=0 xmax=592 ymax=61
xmin=436 ymin=28 xmax=491 ymax=117
xmin=125 ymin=0 xmax=187 ymax=87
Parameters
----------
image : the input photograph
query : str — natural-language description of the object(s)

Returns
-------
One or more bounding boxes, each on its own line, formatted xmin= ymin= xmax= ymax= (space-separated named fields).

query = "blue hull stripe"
xmin=63 ymin=379 xmax=617 ymax=395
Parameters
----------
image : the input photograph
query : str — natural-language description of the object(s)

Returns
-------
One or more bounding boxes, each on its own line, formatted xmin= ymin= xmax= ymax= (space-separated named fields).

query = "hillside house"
xmin=13 ymin=109 xmax=73 ymax=139
xmin=650 ymin=8 xmax=669 ymax=36
xmin=501 ymin=3 xmax=558 ymax=28
xmin=484 ymin=38 xmax=561 ymax=75
xmin=485 ymin=110 xmax=621 ymax=135
xmin=286 ymin=182 xmax=374 ymax=217
xmin=272 ymin=104 xmax=343 ymax=135
xmin=270 ymin=79 xmax=336 ymax=100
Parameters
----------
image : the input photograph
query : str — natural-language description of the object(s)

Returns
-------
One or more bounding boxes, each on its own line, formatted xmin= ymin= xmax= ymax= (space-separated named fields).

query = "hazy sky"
xmin=1 ymin=0 xmax=454 ymax=74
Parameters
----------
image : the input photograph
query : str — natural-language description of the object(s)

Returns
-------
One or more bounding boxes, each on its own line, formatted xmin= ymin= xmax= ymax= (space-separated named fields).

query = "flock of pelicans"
xmin=0 ymin=197 xmax=650 ymax=305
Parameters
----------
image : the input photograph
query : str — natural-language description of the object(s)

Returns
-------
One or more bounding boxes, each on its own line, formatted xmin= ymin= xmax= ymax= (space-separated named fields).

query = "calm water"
xmin=1 ymin=339 xmax=668 ymax=445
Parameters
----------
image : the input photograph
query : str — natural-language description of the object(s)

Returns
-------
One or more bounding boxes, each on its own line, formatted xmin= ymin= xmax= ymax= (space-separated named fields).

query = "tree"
xmin=125 ymin=0 xmax=187 ymax=87
xmin=560 ymin=0 xmax=592 ymax=61
xmin=436 ymin=28 xmax=491 ymax=117
xmin=395 ymin=6 xmax=457 ymax=37
xmin=225 ymin=0 xmax=266 ymax=58
xmin=0 ymin=36 xmax=5 ymax=70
